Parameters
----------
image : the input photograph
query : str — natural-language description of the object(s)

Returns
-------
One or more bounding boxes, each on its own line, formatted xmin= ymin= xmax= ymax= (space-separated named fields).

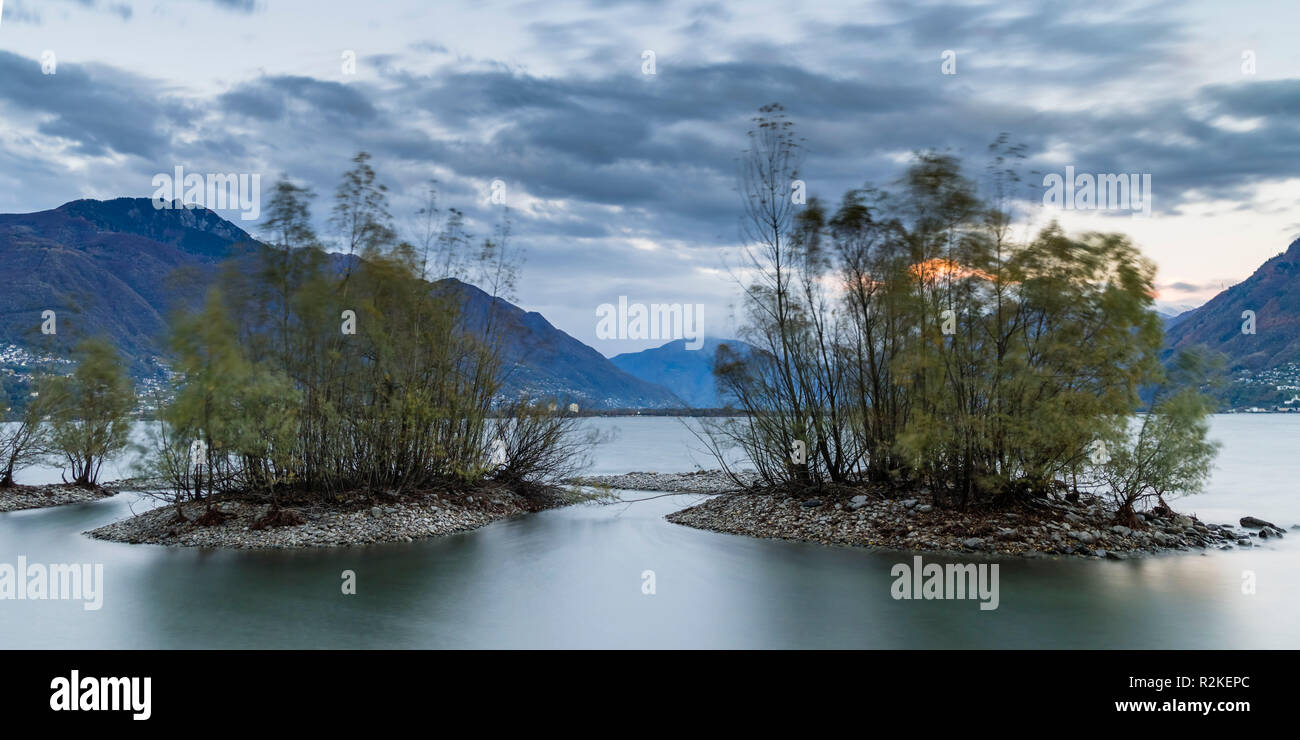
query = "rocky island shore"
xmin=0 ymin=483 xmax=117 ymax=512
xmin=87 ymin=487 xmax=581 ymax=549
xmin=657 ymin=478 xmax=1292 ymax=559
xmin=568 ymin=469 xmax=760 ymax=494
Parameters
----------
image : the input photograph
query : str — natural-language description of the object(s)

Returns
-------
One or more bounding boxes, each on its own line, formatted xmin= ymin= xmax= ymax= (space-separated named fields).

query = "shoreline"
xmin=19 ymin=468 xmax=1293 ymax=557
xmin=86 ymin=486 xmax=578 ymax=549
xmin=0 ymin=483 xmax=117 ymax=513
xmin=662 ymin=481 xmax=1293 ymax=559
xmin=568 ymin=469 xmax=759 ymax=494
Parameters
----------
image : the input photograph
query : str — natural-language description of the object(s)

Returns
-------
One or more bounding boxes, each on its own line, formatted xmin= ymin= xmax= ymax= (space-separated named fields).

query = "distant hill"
xmin=0 ymin=198 xmax=684 ymax=409
xmin=610 ymin=338 xmax=749 ymax=408
xmin=1161 ymin=312 xmax=1189 ymax=329
xmin=1164 ymin=237 xmax=1300 ymax=371
xmin=0 ymin=198 xmax=249 ymax=370
xmin=1156 ymin=309 xmax=1190 ymax=329
xmin=451 ymin=281 xmax=685 ymax=408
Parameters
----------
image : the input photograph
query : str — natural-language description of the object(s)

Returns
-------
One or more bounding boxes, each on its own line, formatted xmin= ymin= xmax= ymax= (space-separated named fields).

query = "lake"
xmin=0 ymin=415 xmax=1296 ymax=648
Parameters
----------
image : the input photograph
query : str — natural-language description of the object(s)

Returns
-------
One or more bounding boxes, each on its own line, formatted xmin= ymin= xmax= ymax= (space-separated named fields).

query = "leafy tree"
xmin=712 ymin=106 xmax=1219 ymax=513
xmin=42 ymin=338 xmax=134 ymax=487
xmin=147 ymin=153 xmax=583 ymax=514
xmin=163 ymin=290 xmax=301 ymax=505
xmin=0 ymin=383 xmax=54 ymax=487
xmin=1095 ymin=350 xmax=1222 ymax=525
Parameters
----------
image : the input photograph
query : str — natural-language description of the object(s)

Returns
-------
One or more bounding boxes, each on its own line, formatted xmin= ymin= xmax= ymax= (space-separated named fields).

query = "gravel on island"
xmin=0 ymin=483 xmax=117 ymax=512
xmin=568 ymin=469 xmax=760 ymax=494
xmin=666 ymin=488 xmax=1290 ymax=559
xmin=87 ymin=487 xmax=574 ymax=549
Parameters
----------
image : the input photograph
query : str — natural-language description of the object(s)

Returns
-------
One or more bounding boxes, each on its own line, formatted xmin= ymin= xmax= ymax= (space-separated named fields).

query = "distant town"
xmin=1223 ymin=363 xmax=1300 ymax=413
xmin=1 ymin=343 xmax=170 ymax=417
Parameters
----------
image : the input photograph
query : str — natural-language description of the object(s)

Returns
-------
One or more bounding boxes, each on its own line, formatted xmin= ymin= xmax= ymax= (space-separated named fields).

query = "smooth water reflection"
xmin=0 ymin=416 xmax=1296 ymax=648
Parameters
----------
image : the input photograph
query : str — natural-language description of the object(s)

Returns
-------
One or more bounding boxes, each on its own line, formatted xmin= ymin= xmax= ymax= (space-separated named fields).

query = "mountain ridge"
xmin=0 ymin=198 xmax=684 ymax=409
xmin=611 ymin=337 xmax=749 ymax=408
xmin=1163 ymin=237 xmax=1300 ymax=371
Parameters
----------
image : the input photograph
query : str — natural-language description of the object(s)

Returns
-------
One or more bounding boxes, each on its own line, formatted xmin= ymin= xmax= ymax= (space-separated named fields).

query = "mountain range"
xmin=0 ymin=198 xmax=687 ymax=409
xmin=1164 ymin=237 xmax=1300 ymax=371
xmin=5 ymin=198 xmax=1300 ymax=410
xmin=610 ymin=337 xmax=745 ymax=408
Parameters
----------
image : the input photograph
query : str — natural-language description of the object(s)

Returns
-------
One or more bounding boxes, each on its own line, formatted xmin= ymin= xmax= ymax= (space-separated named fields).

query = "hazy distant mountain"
xmin=1164 ymin=237 xmax=1300 ymax=370
xmin=452 ymin=280 xmax=684 ymax=408
xmin=1154 ymin=300 xmax=1200 ymax=329
xmin=610 ymin=337 xmax=750 ymax=408
xmin=0 ymin=198 xmax=683 ymax=409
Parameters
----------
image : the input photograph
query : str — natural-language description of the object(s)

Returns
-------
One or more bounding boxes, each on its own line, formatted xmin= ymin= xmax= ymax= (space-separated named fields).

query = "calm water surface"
xmin=0 ymin=415 xmax=1296 ymax=648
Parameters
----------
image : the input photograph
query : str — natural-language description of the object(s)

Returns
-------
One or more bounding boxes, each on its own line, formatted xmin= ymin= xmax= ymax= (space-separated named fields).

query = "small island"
xmin=85 ymin=486 xmax=578 ymax=549
xmin=575 ymin=471 xmax=1289 ymax=559
xmin=3 ymin=155 xmax=601 ymax=550
xmin=0 ymin=483 xmax=116 ymax=513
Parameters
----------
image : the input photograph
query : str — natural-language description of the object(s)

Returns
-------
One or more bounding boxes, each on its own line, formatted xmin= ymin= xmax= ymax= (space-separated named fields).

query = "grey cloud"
xmin=1 ymin=0 xmax=1297 ymax=302
xmin=219 ymin=76 xmax=379 ymax=123
xmin=0 ymin=52 xmax=196 ymax=159
xmin=198 ymin=0 xmax=261 ymax=12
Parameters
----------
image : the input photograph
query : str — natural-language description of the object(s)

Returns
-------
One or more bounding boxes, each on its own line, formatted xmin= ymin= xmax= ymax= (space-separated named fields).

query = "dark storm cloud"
xmin=188 ymin=50 xmax=1298 ymax=248
xmin=0 ymin=51 xmax=195 ymax=159
xmin=1018 ymin=80 xmax=1300 ymax=211
xmin=2 ymin=0 xmax=1298 ymax=255
xmin=875 ymin=0 xmax=1184 ymax=59
xmin=219 ymin=76 xmax=380 ymax=124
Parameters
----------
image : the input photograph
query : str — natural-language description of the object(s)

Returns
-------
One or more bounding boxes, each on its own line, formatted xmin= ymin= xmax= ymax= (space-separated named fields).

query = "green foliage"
xmin=715 ymin=108 xmax=1220 ymax=510
xmin=159 ymin=290 xmax=300 ymax=501
xmin=41 ymin=338 xmax=134 ymax=486
xmin=148 ymin=153 xmax=586 ymax=504
xmin=1095 ymin=350 xmax=1222 ymax=522
xmin=0 ymin=379 xmax=55 ymax=486
xmin=488 ymin=398 xmax=601 ymax=487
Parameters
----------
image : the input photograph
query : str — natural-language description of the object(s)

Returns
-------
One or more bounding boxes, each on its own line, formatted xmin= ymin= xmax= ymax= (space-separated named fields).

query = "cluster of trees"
xmin=3 ymin=154 xmax=592 ymax=518
xmin=0 ymin=337 xmax=135 ymax=489
xmin=708 ymin=105 xmax=1219 ymax=520
xmin=142 ymin=153 xmax=592 ymax=522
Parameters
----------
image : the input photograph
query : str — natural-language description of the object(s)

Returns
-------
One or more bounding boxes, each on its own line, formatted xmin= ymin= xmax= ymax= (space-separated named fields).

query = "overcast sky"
xmin=1 ymin=0 xmax=1298 ymax=355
